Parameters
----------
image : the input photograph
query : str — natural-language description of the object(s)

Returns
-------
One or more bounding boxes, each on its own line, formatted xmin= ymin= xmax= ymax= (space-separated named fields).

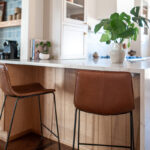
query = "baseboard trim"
xmin=9 ymin=129 xmax=33 ymax=141
xmin=0 ymin=129 xmax=33 ymax=142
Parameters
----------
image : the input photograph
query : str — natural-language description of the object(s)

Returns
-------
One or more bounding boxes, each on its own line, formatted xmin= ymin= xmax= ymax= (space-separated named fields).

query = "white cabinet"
xmin=59 ymin=0 xmax=88 ymax=59
xmin=44 ymin=0 xmax=88 ymax=59
xmin=61 ymin=25 xmax=87 ymax=59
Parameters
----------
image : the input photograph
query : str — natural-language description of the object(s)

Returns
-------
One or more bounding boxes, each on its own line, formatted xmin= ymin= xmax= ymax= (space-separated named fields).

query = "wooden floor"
xmin=0 ymin=133 xmax=72 ymax=150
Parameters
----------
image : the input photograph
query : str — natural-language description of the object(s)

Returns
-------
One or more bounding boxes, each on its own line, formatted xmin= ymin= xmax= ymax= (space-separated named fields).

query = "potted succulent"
xmin=36 ymin=41 xmax=51 ymax=60
xmin=94 ymin=7 xmax=150 ymax=63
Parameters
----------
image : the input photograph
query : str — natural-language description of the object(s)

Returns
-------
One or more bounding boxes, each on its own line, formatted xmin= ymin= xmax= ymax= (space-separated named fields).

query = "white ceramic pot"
xmin=109 ymin=44 xmax=125 ymax=64
xmin=39 ymin=53 xmax=50 ymax=60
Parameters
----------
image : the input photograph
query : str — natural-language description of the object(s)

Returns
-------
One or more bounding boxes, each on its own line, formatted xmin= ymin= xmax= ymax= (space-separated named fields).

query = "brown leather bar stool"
xmin=73 ymin=70 xmax=135 ymax=150
xmin=0 ymin=64 xmax=61 ymax=150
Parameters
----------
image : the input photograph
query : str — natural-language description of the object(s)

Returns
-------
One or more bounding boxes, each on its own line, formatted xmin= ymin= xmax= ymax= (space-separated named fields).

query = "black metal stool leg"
xmin=73 ymin=108 xmax=78 ymax=150
xmin=4 ymin=98 xmax=19 ymax=150
xmin=130 ymin=112 xmax=133 ymax=150
xmin=0 ymin=95 xmax=7 ymax=120
xmin=38 ymin=95 xmax=43 ymax=137
xmin=53 ymin=92 xmax=61 ymax=150
xmin=130 ymin=112 xmax=135 ymax=150
xmin=77 ymin=110 xmax=80 ymax=150
xmin=132 ymin=119 xmax=135 ymax=150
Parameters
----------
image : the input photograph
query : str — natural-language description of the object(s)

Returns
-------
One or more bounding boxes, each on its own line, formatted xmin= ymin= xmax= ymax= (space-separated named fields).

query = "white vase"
xmin=39 ymin=53 xmax=50 ymax=60
xmin=109 ymin=43 xmax=125 ymax=64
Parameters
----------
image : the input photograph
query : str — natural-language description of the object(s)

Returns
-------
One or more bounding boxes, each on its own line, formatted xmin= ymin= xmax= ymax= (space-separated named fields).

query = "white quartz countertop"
xmin=0 ymin=58 xmax=150 ymax=73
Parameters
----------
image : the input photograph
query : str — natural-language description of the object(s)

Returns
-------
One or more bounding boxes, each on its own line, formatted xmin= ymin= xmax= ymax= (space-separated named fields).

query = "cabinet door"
xmin=64 ymin=0 xmax=87 ymax=24
xmin=61 ymin=25 xmax=87 ymax=59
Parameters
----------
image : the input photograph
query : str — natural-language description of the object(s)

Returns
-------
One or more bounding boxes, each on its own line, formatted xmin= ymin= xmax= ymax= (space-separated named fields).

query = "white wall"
xmin=87 ymin=0 xmax=97 ymax=19
xmin=117 ymin=0 xmax=134 ymax=14
xmin=21 ymin=0 xmax=43 ymax=60
xmin=96 ymin=0 xmax=117 ymax=19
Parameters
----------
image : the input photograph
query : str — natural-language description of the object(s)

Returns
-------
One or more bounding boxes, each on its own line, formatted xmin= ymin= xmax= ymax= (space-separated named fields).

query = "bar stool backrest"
xmin=0 ymin=64 xmax=14 ymax=96
xmin=74 ymin=70 xmax=135 ymax=115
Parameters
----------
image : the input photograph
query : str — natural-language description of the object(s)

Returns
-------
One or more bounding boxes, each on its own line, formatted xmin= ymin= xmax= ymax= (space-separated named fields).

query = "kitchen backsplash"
xmin=0 ymin=0 xmax=21 ymax=56
xmin=87 ymin=31 xmax=111 ymax=59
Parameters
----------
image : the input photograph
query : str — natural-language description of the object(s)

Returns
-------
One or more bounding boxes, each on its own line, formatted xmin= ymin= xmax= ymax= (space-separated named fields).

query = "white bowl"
xmin=39 ymin=53 xmax=50 ymax=60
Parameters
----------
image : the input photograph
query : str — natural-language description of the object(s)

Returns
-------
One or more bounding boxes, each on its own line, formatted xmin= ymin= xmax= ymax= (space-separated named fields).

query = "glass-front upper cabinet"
xmin=64 ymin=0 xmax=86 ymax=24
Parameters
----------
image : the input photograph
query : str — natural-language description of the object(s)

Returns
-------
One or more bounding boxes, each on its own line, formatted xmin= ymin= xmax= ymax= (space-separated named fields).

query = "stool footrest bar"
xmin=42 ymin=123 xmax=58 ymax=138
xmin=79 ymin=143 xmax=131 ymax=149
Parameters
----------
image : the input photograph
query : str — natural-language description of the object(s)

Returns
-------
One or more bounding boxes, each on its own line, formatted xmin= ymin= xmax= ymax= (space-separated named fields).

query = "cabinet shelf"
xmin=0 ymin=20 xmax=21 ymax=28
xmin=66 ymin=1 xmax=84 ymax=9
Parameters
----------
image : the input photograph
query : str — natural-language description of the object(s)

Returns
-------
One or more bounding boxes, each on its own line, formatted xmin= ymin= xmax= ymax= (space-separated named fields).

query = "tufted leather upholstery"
xmin=74 ymin=70 xmax=135 ymax=115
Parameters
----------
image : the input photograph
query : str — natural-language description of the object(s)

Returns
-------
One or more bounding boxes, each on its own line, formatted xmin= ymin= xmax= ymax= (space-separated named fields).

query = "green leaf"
xmin=132 ymin=17 xmax=138 ymax=23
xmin=111 ymin=19 xmax=127 ymax=34
xmin=94 ymin=23 xmax=102 ymax=33
xmin=94 ymin=19 xmax=109 ymax=33
xmin=133 ymin=27 xmax=139 ymax=41
xmin=138 ymin=19 xmax=143 ymax=27
xmin=141 ymin=17 xmax=149 ymax=28
xmin=128 ymin=41 xmax=131 ymax=48
xmin=129 ymin=23 xmax=135 ymax=28
xmin=111 ymin=31 xmax=118 ymax=40
xmin=47 ymin=41 xmax=51 ymax=47
xmin=119 ymin=28 xmax=135 ymax=38
xmin=110 ymin=13 xmax=119 ymax=20
xmin=120 ymin=38 xmax=124 ymax=43
xmin=106 ymin=40 xmax=111 ymax=44
xmin=130 ymin=6 xmax=140 ymax=17
xmin=40 ymin=42 xmax=43 ymax=46
xmin=103 ymin=22 xmax=112 ymax=30
xmin=36 ymin=43 xmax=39 ymax=48
xmin=100 ymin=31 xmax=111 ymax=42
xmin=120 ymin=12 xmax=131 ymax=24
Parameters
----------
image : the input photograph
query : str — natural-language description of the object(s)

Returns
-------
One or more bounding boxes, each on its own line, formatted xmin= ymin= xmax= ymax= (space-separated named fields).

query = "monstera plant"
xmin=94 ymin=7 xmax=150 ymax=63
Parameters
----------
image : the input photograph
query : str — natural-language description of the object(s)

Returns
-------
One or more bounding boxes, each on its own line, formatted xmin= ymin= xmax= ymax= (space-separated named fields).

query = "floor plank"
xmin=0 ymin=133 xmax=72 ymax=150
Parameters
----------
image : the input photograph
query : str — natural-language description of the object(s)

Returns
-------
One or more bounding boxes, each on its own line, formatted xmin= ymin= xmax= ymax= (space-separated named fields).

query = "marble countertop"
xmin=0 ymin=58 xmax=150 ymax=73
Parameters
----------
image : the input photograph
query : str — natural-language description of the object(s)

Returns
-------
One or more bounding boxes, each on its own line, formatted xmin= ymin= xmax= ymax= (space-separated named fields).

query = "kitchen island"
xmin=0 ymin=58 xmax=149 ymax=150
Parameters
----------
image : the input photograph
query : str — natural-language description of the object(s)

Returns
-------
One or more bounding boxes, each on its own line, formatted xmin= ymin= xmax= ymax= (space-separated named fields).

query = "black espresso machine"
xmin=0 ymin=40 xmax=19 ymax=59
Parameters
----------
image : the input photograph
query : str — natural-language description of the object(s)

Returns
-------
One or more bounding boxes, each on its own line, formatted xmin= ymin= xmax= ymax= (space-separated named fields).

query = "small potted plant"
xmin=36 ymin=41 xmax=51 ymax=60
xmin=94 ymin=6 xmax=150 ymax=63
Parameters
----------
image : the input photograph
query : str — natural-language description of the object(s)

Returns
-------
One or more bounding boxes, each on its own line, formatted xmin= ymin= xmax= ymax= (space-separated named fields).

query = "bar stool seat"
xmin=11 ymin=83 xmax=55 ymax=97
xmin=0 ymin=64 xmax=61 ymax=150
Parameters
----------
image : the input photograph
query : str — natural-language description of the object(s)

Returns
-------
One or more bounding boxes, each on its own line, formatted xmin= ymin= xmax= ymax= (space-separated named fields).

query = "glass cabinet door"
xmin=65 ymin=0 xmax=85 ymax=23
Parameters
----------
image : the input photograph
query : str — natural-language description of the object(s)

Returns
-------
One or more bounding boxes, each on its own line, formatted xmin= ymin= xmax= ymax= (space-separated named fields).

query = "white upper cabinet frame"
xmin=21 ymin=0 xmax=43 ymax=60
xmin=63 ymin=0 xmax=87 ymax=25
